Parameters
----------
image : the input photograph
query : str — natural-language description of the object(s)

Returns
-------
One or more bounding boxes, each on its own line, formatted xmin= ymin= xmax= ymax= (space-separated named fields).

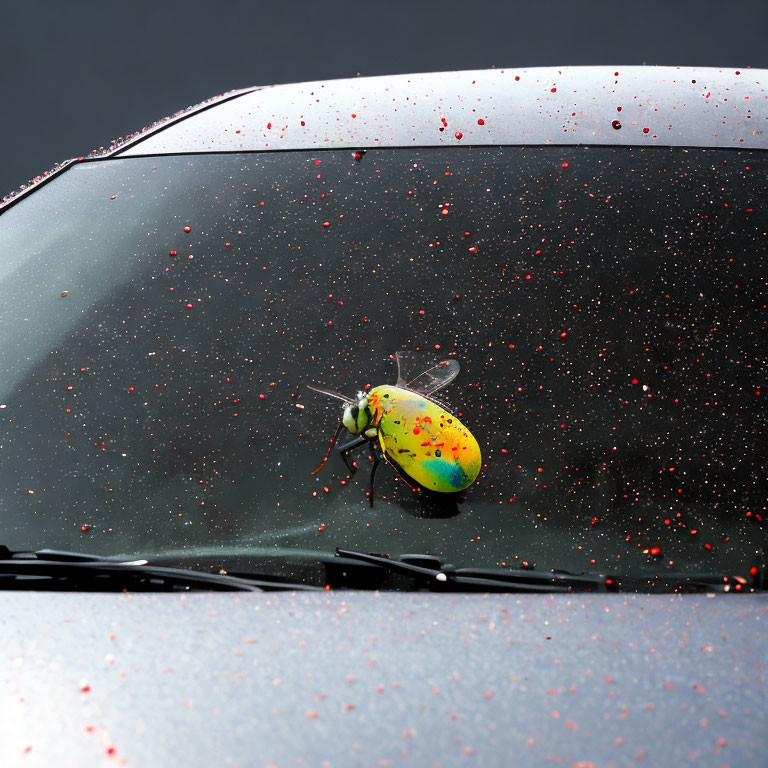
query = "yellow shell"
xmin=366 ymin=385 xmax=481 ymax=492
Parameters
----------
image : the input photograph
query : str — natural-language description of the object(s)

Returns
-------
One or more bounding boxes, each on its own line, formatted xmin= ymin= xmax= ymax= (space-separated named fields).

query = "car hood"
xmin=2 ymin=591 xmax=766 ymax=765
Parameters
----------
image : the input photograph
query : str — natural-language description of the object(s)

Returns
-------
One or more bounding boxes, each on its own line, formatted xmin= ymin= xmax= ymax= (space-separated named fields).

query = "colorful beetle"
xmin=308 ymin=354 xmax=481 ymax=503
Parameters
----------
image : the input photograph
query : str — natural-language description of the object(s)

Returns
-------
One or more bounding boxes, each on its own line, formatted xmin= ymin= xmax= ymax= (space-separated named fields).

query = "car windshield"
xmin=0 ymin=147 xmax=765 ymax=588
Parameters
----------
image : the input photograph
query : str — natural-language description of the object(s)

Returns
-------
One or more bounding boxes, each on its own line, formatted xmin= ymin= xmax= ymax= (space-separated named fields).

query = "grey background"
xmin=2 ymin=0 xmax=767 ymax=196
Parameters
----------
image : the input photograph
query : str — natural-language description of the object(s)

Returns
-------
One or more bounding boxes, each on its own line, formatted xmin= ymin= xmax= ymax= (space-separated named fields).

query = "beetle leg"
xmin=337 ymin=435 xmax=368 ymax=473
xmin=367 ymin=443 xmax=381 ymax=507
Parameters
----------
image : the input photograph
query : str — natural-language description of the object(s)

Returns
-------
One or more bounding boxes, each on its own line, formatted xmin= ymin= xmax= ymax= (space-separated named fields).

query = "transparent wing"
xmin=306 ymin=383 xmax=353 ymax=405
xmin=394 ymin=351 xmax=460 ymax=396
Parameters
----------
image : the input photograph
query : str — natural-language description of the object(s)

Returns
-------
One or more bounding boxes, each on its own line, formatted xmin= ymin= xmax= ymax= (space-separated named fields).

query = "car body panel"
xmin=1 ymin=591 xmax=766 ymax=766
xmin=119 ymin=66 xmax=768 ymax=156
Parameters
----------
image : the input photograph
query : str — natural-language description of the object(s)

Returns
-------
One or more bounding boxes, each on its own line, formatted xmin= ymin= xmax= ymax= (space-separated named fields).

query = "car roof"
xmin=118 ymin=66 xmax=768 ymax=156
xmin=2 ymin=66 xmax=766 ymax=211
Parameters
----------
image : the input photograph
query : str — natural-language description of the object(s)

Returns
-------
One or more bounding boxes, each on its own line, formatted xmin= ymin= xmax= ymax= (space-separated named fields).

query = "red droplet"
xmin=323 ymin=221 xmax=330 ymax=228
xmin=441 ymin=207 xmax=449 ymax=215
xmin=183 ymin=226 xmax=191 ymax=233
xmin=650 ymin=546 xmax=661 ymax=556
xmin=477 ymin=118 xmax=485 ymax=125
xmin=561 ymin=162 xmax=569 ymax=168
xmin=611 ymin=120 xmax=622 ymax=130
xmin=454 ymin=132 xmax=463 ymax=140
xmin=468 ymin=246 xmax=477 ymax=253
xmin=169 ymin=250 xmax=176 ymax=256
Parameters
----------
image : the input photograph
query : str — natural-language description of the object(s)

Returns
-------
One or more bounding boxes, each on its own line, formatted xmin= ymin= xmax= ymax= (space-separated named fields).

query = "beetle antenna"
xmin=306 ymin=383 xmax=352 ymax=404
xmin=310 ymin=421 xmax=345 ymax=475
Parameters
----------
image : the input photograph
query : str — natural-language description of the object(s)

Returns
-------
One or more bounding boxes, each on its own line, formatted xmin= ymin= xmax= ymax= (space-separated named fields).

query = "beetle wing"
xmin=394 ymin=352 xmax=460 ymax=396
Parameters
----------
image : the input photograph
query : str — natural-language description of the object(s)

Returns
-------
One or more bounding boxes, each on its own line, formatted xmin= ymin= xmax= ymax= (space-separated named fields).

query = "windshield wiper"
xmin=335 ymin=548 xmax=613 ymax=592
xmin=630 ymin=572 xmax=765 ymax=593
xmin=334 ymin=550 xmax=768 ymax=593
xmin=0 ymin=547 xmax=320 ymax=592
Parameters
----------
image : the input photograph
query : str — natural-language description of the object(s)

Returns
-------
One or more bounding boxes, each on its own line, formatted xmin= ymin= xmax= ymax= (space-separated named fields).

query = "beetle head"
xmin=342 ymin=391 xmax=370 ymax=434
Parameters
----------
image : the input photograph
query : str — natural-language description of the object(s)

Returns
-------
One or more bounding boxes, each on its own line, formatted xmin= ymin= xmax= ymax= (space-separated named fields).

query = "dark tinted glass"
xmin=0 ymin=148 xmax=765 ymax=586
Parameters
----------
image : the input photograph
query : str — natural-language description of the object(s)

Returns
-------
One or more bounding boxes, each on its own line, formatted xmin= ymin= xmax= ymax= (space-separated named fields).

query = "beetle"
xmin=307 ymin=354 xmax=481 ymax=504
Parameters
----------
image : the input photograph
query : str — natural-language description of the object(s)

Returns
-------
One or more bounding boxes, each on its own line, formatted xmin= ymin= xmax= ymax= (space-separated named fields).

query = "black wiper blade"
xmin=335 ymin=549 xmax=611 ymax=592
xmin=0 ymin=547 xmax=320 ymax=592
xmin=632 ymin=571 xmax=766 ymax=593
